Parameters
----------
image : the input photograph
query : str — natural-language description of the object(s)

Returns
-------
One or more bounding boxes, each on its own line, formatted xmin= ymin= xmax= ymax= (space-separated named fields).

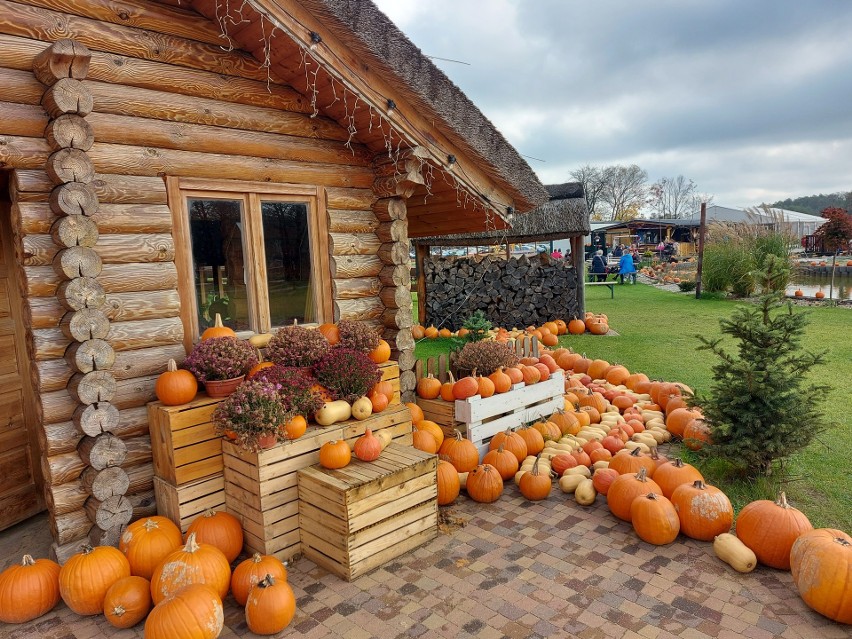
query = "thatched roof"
xmin=300 ymin=0 xmax=549 ymax=209
xmin=412 ymin=183 xmax=590 ymax=246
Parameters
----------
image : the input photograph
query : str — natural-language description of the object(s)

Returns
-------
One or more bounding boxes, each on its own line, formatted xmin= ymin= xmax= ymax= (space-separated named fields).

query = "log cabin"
xmin=0 ymin=0 xmax=549 ymax=559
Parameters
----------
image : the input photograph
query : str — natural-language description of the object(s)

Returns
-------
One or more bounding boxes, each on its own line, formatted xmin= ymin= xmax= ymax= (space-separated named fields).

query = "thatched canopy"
xmin=412 ymin=183 xmax=590 ymax=247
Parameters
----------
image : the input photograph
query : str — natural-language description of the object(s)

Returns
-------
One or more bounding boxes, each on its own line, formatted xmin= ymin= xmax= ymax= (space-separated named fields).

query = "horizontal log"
xmin=111 ymin=343 xmax=186 ymax=382
xmin=376 ymin=220 xmax=407 ymax=244
xmin=125 ymin=461 xmax=154 ymax=495
xmin=378 ymin=264 xmax=411 ymax=288
xmin=85 ymin=110 xmax=371 ymax=167
xmin=44 ymin=479 xmax=87 ymax=516
xmin=50 ymin=509 xmax=90 ymax=545
xmin=328 ymin=255 xmax=383 ymax=279
xmin=325 ymin=187 xmax=376 ymax=211
xmin=379 ymin=285 xmax=411 ymax=310
xmin=334 ymin=297 xmax=384 ymax=322
xmin=23 ymin=262 xmax=178 ymax=297
xmin=50 ymin=537 xmax=90 ymax=564
xmin=34 ymin=316 xmax=183 ymax=360
xmin=327 ymin=209 xmax=379 ymax=233
xmin=0 ymin=101 xmax=46 ymax=138
xmin=0 ymin=32 xmax=310 ymax=112
xmin=0 ymin=67 xmax=45 ymax=105
xmin=329 ymin=232 xmax=381 ymax=256
xmin=123 ymin=435 xmax=152 ymax=468
xmin=0 ymin=0 xmax=284 ymax=83
xmin=16 ymin=201 xmax=173 ymax=234
xmin=31 ymin=37 xmax=90 ymax=85
xmin=88 ymin=523 xmax=125 ymax=547
xmin=12 ymin=169 xmax=167 ymax=204
xmin=377 ymin=242 xmax=410 ymax=266
xmin=39 ymin=375 xmax=158 ymax=422
xmin=22 ymin=233 xmax=175 ymax=266
xmin=381 ymin=307 xmax=413 ymax=330
xmin=84 ymin=494 xmax=133 ymax=530
xmin=128 ymin=489 xmax=157 ymax=520
xmin=0 ymin=134 xmax=49 ymax=170
xmin=42 ymin=450 xmax=85 ymax=486
xmin=29 ymin=297 xmax=65 ymax=329
xmin=332 ymin=276 xmax=381 ymax=300
xmin=41 ymin=78 xmax=93 ymax=119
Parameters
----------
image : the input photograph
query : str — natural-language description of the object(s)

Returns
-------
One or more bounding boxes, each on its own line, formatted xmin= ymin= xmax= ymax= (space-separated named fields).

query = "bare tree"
xmin=570 ymin=165 xmax=607 ymax=220
xmin=648 ymin=175 xmax=695 ymax=218
xmin=602 ymin=164 xmax=648 ymax=221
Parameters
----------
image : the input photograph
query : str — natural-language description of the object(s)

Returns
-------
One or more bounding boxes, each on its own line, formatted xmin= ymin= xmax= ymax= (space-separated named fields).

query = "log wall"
xmin=423 ymin=253 xmax=580 ymax=331
xmin=0 ymin=0 xmax=414 ymax=558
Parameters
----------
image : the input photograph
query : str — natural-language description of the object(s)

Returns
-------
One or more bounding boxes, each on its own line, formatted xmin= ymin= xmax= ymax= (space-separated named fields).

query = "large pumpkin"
xmin=245 ymin=574 xmax=296 ymax=635
xmin=482 ymin=446 xmax=520 ymax=481
xmin=790 ymin=529 xmax=852 ymax=624
xmin=438 ymin=430 xmax=479 ymax=473
xmin=416 ymin=375 xmax=441 ymax=399
xmin=144 ymin=583 xmax=224 ymax=639
xmin=150 ymin=533 xmax=231 ymax=604
xmin=414 ymin=420 xmax=444 ymax=449
xmin=104 ymin=575 xmax=152 ymax=629
xmin=231 ymin=553 xmax=288 ymax=607
xmin=155 ymin=359 xmax=198 ymax=406
xmin=0 ymin=554 xmax=61 ymax=624
xmin=608 ymin=448 xmax=656 ymax=477
xmin=606 ymin=468 xmax=662 ymax=522
xmin=735 ymin=492 xmax=813 ymax=570
xmin=436 ymin=458 xmax=461 ymax=506
xmin=518 ymin=459 xmax=552 ymax=501
xmin=652 ymin=458 xmax=703 ymax=498
xmin=465 ymin=464 xmax=504 ymax=503
xmin=631 ymin=493 xmax=680 ymax=545
xmin=59 ymin=544 xmax=131 ymax=616
xmin=488 ymin=428 xmax=528 ymax=464
xmin=186 ymin=509 xmax=244 ymax=564
xmin=670 ymin=480 xmax=733 ymax=541
xmin=120 ymin=516 xmax=183 ymax=580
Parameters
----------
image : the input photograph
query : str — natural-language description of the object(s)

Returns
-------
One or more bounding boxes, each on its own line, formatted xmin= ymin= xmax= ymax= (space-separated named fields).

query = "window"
xmin=169 ymin=179 xmax=332 ymax=342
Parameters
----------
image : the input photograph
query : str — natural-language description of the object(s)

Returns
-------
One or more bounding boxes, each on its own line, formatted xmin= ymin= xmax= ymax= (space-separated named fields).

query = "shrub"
xmin=677 ymin=280 xmax=696 ymax=292
xmin=336 ymin=320 xmax=380 ymax=353
xmin=460 ymin=310 xmax=492 ymax=342
xmin=265 ymin=324 xmax=329 ymax=367
xmin=184 ymin=337 xmax=258 ymax=382
xmin=313 ymin=348 xmax=381 ymax=403
xmin=252 ymin=365 xmax=324 ymax=417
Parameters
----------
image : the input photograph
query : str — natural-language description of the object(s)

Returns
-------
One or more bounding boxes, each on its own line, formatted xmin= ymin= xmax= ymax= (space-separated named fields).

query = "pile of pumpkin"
xmin=412 ymin=314 xmax=611 ymax=345
xmin=0 ymin=510 xmax=297 ymax=636
xmin=412 ymin=357 xmax=851 ymax=625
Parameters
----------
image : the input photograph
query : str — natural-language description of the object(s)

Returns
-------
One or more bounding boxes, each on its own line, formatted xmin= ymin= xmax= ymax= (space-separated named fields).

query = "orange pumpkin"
xmin=586 ymin=359 xmax=611 ymax=380
xmin=414 ymin=419 xmax=445 ymax=449
xmin=406 ymin=402 xmax=425 ymax=423
xmin=465 ymin=464 xmax=504 ymax=503
xmin=245 ymin=574 xmax=296 ymax=635
xmin=354 ymin=428 xmax=383 ymax=461
xmin=665 ymin=408 xmax=701 ymax=438
xmin=424 ymin=326 xmax=439 ymax=338
xmin=231 ymin=553 xmax=288 ymax=607
xmin=437 ymin=458 xmax=461 ymax=506
xmin=317 ymin=322 xmax=340 ymax=345
xmin=482 ymin=445 xmax=519 ymax=480
xmin=476 ymin=373 xmax=496 ymax=398
xmin=319 ymin=440 xmax=351 ymax=469
xmin=186 ymin=509 xmax=244 ymax=564
xmin=605 ymin=365 xmax=630 ymax=386
xmin=670 ymin=480 xmax=733 ymax=541
xmin=592 ymin=467 xmax=620 ymax=495
xmin=517 ymin=425 xmax=545 ymax=456
xmin=505 ymin=366 xmax=524 ymax=385
xmin=518 ymin=458 xmax=552 ymax=501
xmin=150 ymin=533 xmax=230 ymax=604
xmin=609 ymin=449 xmax=657 ymax=476
xmin=369 ymin=339 xmax=391 ymax=364
xmin=606 ymin=468 xmax=662 ymax=521
xmin=280 ymin=414 xmax=307 ymax=440
xmin=412 ymin=429 xmax=439 ymax=454
xmin=683 ymin=418 xmax=712 ymax=451
xmin=200 ymin=313 xmax=235 ymax=341
xmin=631 ymin=493 xmax=680 ymax=545
xmin=488 ymin=428 xmax=528 ymax=463
xmin=120 ymin=516 xmax=183 ymax=580
xmin=735 ymin=492 xmax=813 ymax=570
xmin=521 ymin=365 xmax=541 ymax=385
xmin=411 ymin=325 xmax=426 ymax=339
xmin=0 ymin=554 xmax=60 ymax=624
xmin=653 ymin=458 xmax=703 ymax=498
xmin=567 ymin=319 xmax=586 ymax=334
xmin=144 ymin=583 xmax=223 ymax=639
xmin=453 ymin=375 xmax=480 ymax=400
xmin=103 ymin=575 xmax=151 ymax=629
xmin=438 ymin=430 xmax=479 ymax=472
xmin=790 ymin=529 xmax=852 ymax=624
xmin=155 ymin=359 xmax=198 ymax=406
xmin=488 ymin=367 xmax=512 ymax=393
xmin=416 ymin=375 xmax=441 ymax=399
xmin=368 ymin=388 xmax=390 ymax=413
xmin=59 ymin=545 xmax=131 ymax=616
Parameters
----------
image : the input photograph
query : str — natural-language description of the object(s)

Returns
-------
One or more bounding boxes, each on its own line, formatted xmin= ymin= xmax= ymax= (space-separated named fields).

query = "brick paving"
xmin=1 ymin=490 xmax=848 ymax=639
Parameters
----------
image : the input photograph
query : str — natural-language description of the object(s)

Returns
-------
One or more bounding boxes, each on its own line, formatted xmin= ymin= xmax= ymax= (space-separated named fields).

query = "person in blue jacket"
xmin=619 ymin=251 xmax=637 ymax=284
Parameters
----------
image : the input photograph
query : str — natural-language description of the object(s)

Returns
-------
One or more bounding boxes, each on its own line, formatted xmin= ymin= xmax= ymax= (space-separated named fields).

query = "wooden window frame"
xmin=166 ymin=177 xmax=332 ymax=352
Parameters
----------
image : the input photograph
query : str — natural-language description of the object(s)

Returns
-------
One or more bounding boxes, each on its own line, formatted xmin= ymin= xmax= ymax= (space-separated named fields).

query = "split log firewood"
xmin=81 ymin=465 xmax=129 ymax=501
xmin=77 ymin=433 xmax=127 ymax=470
xmin=45 ymin=114 xmax=94 ymax=151
xmin=57 ymin=277 xmax=106 ymax=311
xmin=46 ymin=147 xmax=95 ymax=184
xmin=49 ymin=181 xmax=99 ymax=216
xmin=74 ymin=401 xmax=120 ymax=437
xmin=68 ymin=370 xmax=117 ymax=404
xmin=84 ymin=494 xmax=133 ymax=530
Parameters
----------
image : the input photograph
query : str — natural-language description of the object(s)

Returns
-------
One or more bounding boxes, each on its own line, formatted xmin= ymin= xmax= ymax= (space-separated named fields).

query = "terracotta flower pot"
xmin=257 ymin=433 xmax=278 ymax=449
xmin=205 ymin=375 xmax=245 ymax=398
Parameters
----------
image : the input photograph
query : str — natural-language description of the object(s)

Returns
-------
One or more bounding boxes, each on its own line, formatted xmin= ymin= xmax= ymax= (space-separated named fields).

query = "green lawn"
xmin=414 ymin=284 xmax=852 ymax=530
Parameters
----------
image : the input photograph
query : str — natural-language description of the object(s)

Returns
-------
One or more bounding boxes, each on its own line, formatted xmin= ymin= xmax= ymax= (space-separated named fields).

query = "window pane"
xmin=261 ymin=201 xmax=313 ymax=325
xmin=187 ymin=198 xmax=251 ymax=333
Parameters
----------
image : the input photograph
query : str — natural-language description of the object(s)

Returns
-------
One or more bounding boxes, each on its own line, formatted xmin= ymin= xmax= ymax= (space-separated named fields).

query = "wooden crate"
xmin=378 ymin=360 xmax=401 ymax=405
xmin=298 ymin=443 xmax=437 ymax=581
xmin=418 ymin=372 xmax=565 ymax=458
xmin=222 ymin=402 xmax=413 ymax=563
xmin=153 ymin=474 xmax=225 ymax=533
xmin=148 ymin=394 xmax=224 ymax=486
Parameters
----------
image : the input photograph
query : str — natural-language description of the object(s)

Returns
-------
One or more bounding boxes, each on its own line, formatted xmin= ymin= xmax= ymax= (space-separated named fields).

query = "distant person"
xmin=613 ymin=244 xmax=624 ymax=258
xmin=631 ymin=248 xmax=641 ymax=269
xmin=591 ymin=250 xmax=607 ymax=282
xmin=619 ymin=251 xmax=637 ymax=284
xmin=551 ymin=249 xmax=563 ymax=260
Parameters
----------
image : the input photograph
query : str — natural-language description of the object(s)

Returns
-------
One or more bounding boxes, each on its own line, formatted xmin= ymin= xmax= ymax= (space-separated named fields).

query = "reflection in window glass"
xmin=261 ymin=201 xmax=313 ymax=325
xmin=187 ymin=198 xmax=251 ymax=332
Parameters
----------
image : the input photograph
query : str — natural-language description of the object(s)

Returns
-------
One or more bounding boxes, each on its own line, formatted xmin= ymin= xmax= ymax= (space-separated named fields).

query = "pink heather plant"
xmin=184 ymin=336 xmax=258 ymax=382
xmin=212 ymin=379 xmax=292 ymax=451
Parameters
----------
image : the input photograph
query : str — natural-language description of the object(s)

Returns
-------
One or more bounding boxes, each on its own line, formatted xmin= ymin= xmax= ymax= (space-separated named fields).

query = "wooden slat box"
xmin=153 ymin=475 xmax=226 ymax=533
xmin=222 ymin=402 xmax=413 ymax=563
xmin=148 ymin=394 xmax=224 ymax=486
xmin=418 ymin=372 xmax=565 ymax=458
xmin=298 ymin=443 xmax=437 ymax=581
xmin=379 ymin=360 xmax=401 ymax=405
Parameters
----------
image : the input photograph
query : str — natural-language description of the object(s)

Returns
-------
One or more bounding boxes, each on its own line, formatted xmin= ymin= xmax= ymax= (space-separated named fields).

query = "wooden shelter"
xmin=0 ymin=0 xmax=547 ymax=559
xmin=412 ymin=183 xmax=591 ymax=324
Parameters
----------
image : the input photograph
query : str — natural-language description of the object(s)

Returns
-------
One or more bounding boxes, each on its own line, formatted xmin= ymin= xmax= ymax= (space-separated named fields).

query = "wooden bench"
xmin=585 ymin=281 xmax=616 ymax=298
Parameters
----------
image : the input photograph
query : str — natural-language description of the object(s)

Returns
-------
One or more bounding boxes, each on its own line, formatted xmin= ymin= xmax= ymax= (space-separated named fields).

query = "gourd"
xmin=713 ymin=533 xmax=757 ymax=573
xmin=374 ymin=429 xmax=393 ymax=450
xmin=59 ymin=545 xmax=130 ymax=616
xmin=185 ymin=509 xmax=244 ymax=564
xmin=314 ymin=400 xmax=352 ymax=426
xmin=103 ymin=575 xmax=151 ymax=629
xmin=231 ymin=553 xmax=288 ymax=607
xmin=245 ymin=574 xmax=296 ymax=635
xmin=248 ymin=332 xmax=273 ymax=348
xmin=574 ymin=479 xmax=597 ymax=505
xmin=351 ymin=396 xmax=373 ymax=421
xmin=319 ymin=440 xmax=351 ymax=469
xmin=0 ymin=554 xmax=60 ymax=624
xmin=155 ymin=359 xmax=197 ymax=406
xmin=353 ymin=429 xmax=382 ymax=462
xmin=458 ymin=472 xmax=469 ymax=490
xmin=144 ymin=583 xmax=223 ymax=639
xmin=558 ymin=474 xmax=585 ymax=494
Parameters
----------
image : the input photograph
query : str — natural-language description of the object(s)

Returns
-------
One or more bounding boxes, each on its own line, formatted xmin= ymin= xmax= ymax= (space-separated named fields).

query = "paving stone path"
xmin=1 ymin=490 xmax=847 ymax=639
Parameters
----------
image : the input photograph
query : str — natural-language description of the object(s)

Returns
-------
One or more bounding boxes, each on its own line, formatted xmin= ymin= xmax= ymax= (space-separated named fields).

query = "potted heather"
xmin=313 ymin=348 xmax=381 ymax=403
xmin=336 ymin=319 xmax=380 ymax=353
xmin=252 ymin=365 xmax=325 ymax=419
xmin=184 ymin=336 xmax=258 ymax=398
xmin=212 ymin=379 xmax=291 ymax=451
xmin=265 ymin=322 xmax=330 ymax=370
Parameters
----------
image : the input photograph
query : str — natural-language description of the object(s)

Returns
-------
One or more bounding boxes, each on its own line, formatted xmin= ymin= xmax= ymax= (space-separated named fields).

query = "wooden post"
xmin=415 ymin=243 xmax=428 ymax=326
xmin=571 ymin=235 xmax=585 ymax=317
xmin=695 ymin=202 xmax=707 ymax=299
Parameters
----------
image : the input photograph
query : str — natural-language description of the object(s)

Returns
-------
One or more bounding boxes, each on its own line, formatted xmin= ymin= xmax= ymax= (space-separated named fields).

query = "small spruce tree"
xmin=695 ymin=256 xmax=828 ymax=476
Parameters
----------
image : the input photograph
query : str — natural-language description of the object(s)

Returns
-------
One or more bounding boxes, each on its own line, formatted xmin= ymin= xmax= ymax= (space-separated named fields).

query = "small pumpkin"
xmin=482 ymin=445 xmax=520 ymax=481
xmin=631 ymin=493 xmax=680 ymax=545
xmin=606 ymin=468 xmax=662 ymax=522
xmin=436 ymin=458 xmax=461 ymax=506
xmin=0 ymin=554 xmax=60 ymax=624
xmin=416 ymin=375 xmax=441 ymax=399
xmin=150 ymin=533 xmax=231 ymax=604
xmin=231 ymin=553 xmax=288 ymax=607
xmin=488 ymin=428 xmax=528 ymax=463
xmin=608 ymin=448 xmax=656 ymax=477
xmin=245 ymin=574 xmax=296 ymax=635
xmin=414 ymin=420 xmax=444 ymax=449
xmin=155 ymin=359 xmax=198 ymax=406
xmin=59 ymin=544 xmax=131 ymax=616
xmin=412 ymin=429 xmax=438 ymax=454
xmin=567 ymin=318 xmax=586 ymax=334
xmin=550 ymin=453 xmax=578 ymax=477
xmin=280 ymin=414 xmax=308 ymax=440
xmin=735 ymin=491 xmax=813 ymax=570
xmin=713 ymin=533 xmax=757 ymax=573
xmin=186 ymin=509 xmax=244 ymax=564
xmin=488 ymin=367 xmax=512 ymax=394
xmin=406 ymin=402 xmax=425 ymax=422
xmin=452 ymin=375 xmax=479 ymax=400
xmin=516 ymin=425 xmax=545 ymax=456
xmin=353 ymin=428 xmax=382 ymax=461
xmin=200 ymin=313 xmax=236 ymax=340
xmin=319 ymin=440 xmax=351 ymax=469
xmin=475 ymin=372 xmax=496 ymax=398
xmin=144 ymin=583 xmax=223 ymax=639
xmin=653 ymin=458 xmax=704 ymax=498
xmin=373 ymin=380 xmax=394 ymax=403
xmin=368 ymin=389 xmax=390 ymax=413
xmin=790 ymin=528 xmax=852 ymax=624
xmin=103 ymin=575 xmax=151 ymax=629
xmin=317 ymin=322 xmax=340 ymax=345
xmin=591 ymin=467 xmax=619 ymax=496
xmin=368 ymin=339 xmax=391 ymax=364
xmin=682 ymin=418 xmax=712 ymax=450
xmin=465 ymin=464 xmax=504 ymax=503
xmin=120 ymin=516 xmax=183 ymax=580
xmin=518 ymin=458 xmax=552 ymax=501
xmin=438 ymin=430 xmax=479 ymax=473
xmin=670 ymin=480 xmax=733 ymax=541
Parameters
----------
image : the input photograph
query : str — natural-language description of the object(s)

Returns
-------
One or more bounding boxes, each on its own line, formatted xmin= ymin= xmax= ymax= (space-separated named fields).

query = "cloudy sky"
xmin=373 ymin=0 xmax=852 ymax=208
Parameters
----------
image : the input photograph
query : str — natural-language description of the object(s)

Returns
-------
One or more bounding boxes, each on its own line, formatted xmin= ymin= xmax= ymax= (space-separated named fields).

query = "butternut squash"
xmin=713 ymin=533 xmax=757 ymax=573
xmin=351 ymin=397 xmax=373 ymax=421
xmin=248 ymin=333 xmax=273 ymax=348
xmin=563 ymin=466 xmax=591 ymax=479
xmin=374 ymin=429 xmax=393 ymax=450
xmin=558 ymin=474 xmax=584 ymax=494
xmin=574 ymin=479 xmax=597 ymax=505
xmin=458 ymin=472 xmax=468 ymax=489
xmin=314 ymin=400 xmax=352 ymax=426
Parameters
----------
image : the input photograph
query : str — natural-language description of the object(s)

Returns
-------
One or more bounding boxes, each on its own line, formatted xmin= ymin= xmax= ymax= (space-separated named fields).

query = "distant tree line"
xmin=770 ymin=191 xmax=851 ymax=216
